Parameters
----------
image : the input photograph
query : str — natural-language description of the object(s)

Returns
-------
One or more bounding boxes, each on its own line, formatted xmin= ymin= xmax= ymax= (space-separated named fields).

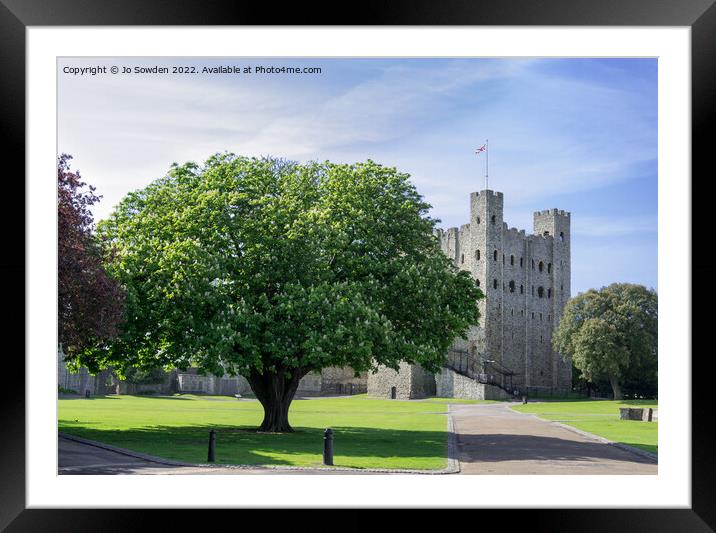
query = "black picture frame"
xmin=1 ymin=1 xmax=713 ymax=530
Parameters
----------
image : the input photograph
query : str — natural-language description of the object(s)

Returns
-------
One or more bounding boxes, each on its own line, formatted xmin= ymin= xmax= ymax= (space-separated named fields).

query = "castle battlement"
xmin=472 ymin=190 xmax=503 ymax=198
xmin=535 ymin=208 xmax=570 ymax=217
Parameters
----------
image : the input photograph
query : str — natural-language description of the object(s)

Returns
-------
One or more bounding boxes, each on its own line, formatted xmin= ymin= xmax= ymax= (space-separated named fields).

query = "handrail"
xmin=444 ymin=349 xmax=521 ymax=396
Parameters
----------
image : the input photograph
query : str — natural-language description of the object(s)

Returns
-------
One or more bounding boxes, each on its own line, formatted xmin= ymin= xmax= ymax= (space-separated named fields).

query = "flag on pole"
xmin=475 ymin=144 xmax=487 ymax=155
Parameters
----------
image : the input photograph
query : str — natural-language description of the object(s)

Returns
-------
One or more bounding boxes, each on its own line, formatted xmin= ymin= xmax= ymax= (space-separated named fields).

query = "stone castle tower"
xmin=367 ymin=190 xmax=572 ymax=399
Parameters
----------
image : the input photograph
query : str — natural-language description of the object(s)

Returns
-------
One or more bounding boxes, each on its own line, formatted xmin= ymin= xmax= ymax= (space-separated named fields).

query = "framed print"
xmin=2 ymin=0 xmax=714 ymax=530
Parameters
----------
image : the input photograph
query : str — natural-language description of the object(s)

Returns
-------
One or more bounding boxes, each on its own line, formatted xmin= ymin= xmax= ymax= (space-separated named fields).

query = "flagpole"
xmin=485 ymin=139 xmax=489 ymax=191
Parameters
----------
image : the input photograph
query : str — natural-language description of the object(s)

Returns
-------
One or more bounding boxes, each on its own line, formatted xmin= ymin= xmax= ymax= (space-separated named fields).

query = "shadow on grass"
xmin=58 ymin=395 xmax=121 ymax=400
xmin=456 ymin=433 xmax=657 ymax=465
xmin=57 ymin=423 xmax=448 ymax=469
xmin=525 ymin=397 xmax=593 ymax=403
xmin=621 ymin=442 xmax=658 ymax=454
xmin=619 ymin=400 xmax=658 ymax=406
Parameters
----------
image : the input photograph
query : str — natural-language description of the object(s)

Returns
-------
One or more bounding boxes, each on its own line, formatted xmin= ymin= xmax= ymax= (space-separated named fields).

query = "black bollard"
xmin=85 ymin=389 xmax=90 ymax=398
xmin=323 ymin=428 xmax=334 ymax=466
xmin=207 ymin=429 xmax=216 ymax=462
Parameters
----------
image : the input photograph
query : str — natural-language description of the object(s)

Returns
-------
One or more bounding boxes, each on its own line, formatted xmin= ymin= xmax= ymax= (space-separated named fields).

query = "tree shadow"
xmin=57 ymin=423 xmax=449 ymax=470
xmin=58 ymin=395 xmax=122 ymax=400
xmin=621 ymin=441 xmax=658 ymax=454
xmin=455 ymin=433 xmax=657 ymax=465
xmin=619 ymin=400 xmax=658 ymax=406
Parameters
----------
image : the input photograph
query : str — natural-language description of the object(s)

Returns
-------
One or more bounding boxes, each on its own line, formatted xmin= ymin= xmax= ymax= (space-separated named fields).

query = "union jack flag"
xmin=475 ymin=144 xmax=487 ymax=155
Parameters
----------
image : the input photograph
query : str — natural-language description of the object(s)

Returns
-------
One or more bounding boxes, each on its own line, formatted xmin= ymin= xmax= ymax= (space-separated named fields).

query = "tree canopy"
xmin=552 ymin=283 xmax=657 ymax=400
xmin=84 ymin=154 xmax=483 ymax=430
xmin=58 ymin=154 xmax=125 ymax=362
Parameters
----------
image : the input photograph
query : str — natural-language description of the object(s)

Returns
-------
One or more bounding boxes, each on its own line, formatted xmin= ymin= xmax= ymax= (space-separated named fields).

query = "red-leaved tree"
xmin=58 ymin=154 xmax=124 ymax=365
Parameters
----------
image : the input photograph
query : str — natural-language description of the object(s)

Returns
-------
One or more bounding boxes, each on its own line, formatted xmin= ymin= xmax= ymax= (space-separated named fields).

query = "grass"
xmin=58 ymin=394 xmax=451 ymax=470
xmin=511 ymin=399 xmax=658 ymax=454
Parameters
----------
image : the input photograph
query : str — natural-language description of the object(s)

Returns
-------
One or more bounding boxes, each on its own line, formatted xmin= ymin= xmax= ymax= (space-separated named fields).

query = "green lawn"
xmin=511 ymin=399 xmax=658 ymax=454
xmin=58 ymin=394 xmax=450 ymax=470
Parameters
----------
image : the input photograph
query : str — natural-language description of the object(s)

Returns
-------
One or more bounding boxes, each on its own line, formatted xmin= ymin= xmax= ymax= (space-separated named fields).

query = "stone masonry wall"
xmin=176 ymin=373 xmax=251 ymax=396
xmin=296 ymin=371 xmax=323 ymax=395
xmin=435 ymin=368 xmax=510 ymax=400
xmin=434 ymin=191 xmax=572 ymax=394
xmin=368 ymin=362 xmax=419 ymax=399
xmin=320 ymin=366 xmax=368 ymax=395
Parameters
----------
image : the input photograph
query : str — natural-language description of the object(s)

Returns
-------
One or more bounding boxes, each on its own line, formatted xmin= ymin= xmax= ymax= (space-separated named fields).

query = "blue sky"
xmin=58 ymin=57 xmax=657 ymax=295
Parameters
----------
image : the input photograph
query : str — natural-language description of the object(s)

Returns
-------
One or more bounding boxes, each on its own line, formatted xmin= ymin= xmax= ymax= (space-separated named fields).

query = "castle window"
xmin=538 ymin=286 xmax=544 ymax=298
xmin=560 ymin=232 xmax=564 ymax=242
xmin=503 ymin=254 xmax=505 ymax=264
xmin=493 ymin=279 xmax=498 ymax=289
xmin=540 ymin=313 xmax=542 ymax=320
xmin=520 ymin=257 xmax=524 ymax=268
xmin=476 ymin=249 xmax=480 ymax=261
xmin=494 ymin=250 xmax=498 ymax=261
xmin=561 ymin=284 xmax=564 ymax=291
xmin=476 ymin=216 xmax=481 ymax=224
xmin=548 ymin=314 xmax=551 ymax=321
xmin=521 ymin=310 xmax=524 ymax=316
xmin=539 ymin=261 xmax=544 ymax=272
xmin=548 ymin=288 xmax=552 ymax=298
xmin=510 ymin=255 xmax=514 ymax=266
xmin=531 ymin=286 xmax=534 ymax=296
xmin=461 ymin=254 xmax=464 ymax=264
xmin=547 ymin=263 xmax=552 ymax=274
xmin=532 ymin=312 xmax=535 ymax=319
xmin=540 ymin=335 xmax=543 ymax=343
xmin=475 ymin=278 xmax=480 ymax=287
xmin=509 ymin=280 xmax=515 ymax=293
xmin=531 ymin=259 xmax=535 ymax=270
xmin=543 ymin=231 xmax=550 ymax=237
xmin=511 ymin=309 xmax=514 ymax=316
xmin=520 ymin=285 xmax=524 ymax=294
xmin=491 ymin=215 xmax=496 ymax=225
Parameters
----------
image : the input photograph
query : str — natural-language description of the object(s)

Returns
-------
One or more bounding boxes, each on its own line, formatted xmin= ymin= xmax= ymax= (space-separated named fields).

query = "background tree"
xmin=84 ymin=154 xmax=483 ymax=431
xmin=553 ymin=283 xmax=657 ymax=400
xmin=58 ymin=154 xmax=125 ymax=364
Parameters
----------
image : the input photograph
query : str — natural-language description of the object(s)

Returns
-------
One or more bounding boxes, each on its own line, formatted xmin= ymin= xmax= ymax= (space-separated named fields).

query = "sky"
xmin=58 ymin=57 xmax=657 ymax=296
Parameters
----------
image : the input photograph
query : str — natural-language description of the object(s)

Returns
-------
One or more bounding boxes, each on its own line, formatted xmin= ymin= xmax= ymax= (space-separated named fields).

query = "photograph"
xmin=56 ymin=56 xmax=659 ymax=477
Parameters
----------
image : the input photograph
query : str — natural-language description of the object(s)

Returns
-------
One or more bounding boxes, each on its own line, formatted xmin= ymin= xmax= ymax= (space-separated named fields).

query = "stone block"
xmin=619 ymin=407 xmax=655 ymax=421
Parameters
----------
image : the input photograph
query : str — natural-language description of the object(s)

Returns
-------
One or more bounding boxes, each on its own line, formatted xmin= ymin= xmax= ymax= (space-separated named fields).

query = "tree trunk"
xmin=247 ymin=367 xmax=308 ymax=432
xmin=608 ymin=373 xmax=623 ymax=400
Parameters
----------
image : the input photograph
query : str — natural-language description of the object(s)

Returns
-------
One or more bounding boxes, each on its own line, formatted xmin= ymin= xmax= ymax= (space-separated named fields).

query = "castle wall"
xmin=175 ymin=373 xmax=251 ymax=396
xmin=319 ymin=367 xmax=368 ymax=395
xmin=435 ymin=368 xmax=485 ymax=399
xmin=296 ymin=371 xmax=323 ymax=395
xmin=367 ymin=362 xmax=416 ymax=399
xmin=367 ymin=362 xmax=435 ymax=399
xmin=436 ymin=191 xmax=572 ymax=394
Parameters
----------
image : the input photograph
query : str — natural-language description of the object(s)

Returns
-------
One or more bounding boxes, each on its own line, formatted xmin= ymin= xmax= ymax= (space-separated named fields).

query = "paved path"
xmin=450 ymin=403 xmax=657 ymax=474
xmin=59 ymin=402 xmax=656 ymax=475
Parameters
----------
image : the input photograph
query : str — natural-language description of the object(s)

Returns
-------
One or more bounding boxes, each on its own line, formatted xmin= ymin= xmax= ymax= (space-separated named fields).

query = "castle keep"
xmin=367 ymin=190 xmax=573 ymax=400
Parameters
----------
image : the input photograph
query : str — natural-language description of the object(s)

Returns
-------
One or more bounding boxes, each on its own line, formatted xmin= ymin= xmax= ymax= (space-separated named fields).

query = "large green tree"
xmin=553 ymin=283 xmax=657 ymax=400
xmin=83 ymin=154 xmax=483 ymax=431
